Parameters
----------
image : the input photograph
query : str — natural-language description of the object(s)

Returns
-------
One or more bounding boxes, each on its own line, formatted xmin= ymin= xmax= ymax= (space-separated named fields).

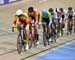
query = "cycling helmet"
xmin=16 ymin=9 xmax=23 ymax=17
xmin=59 ymin=8 xmax=63 ymax=12
xmin=28 ymin=7 xmax=34 ymax=12
xmin=48 ymin=8 xmax=54 ymax=13
xmin=68 ymin=7 xmax=72 ymax=10
xmin=42 ymin=9 xmax=48 ymax=14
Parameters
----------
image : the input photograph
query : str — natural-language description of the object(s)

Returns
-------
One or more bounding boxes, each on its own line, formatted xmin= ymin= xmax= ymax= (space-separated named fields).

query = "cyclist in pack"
xmin=49 ymin=8 xmax=57 ymax=24
xmin=67 ymin=7 xmax=74 ymax=22
xmin=67 ymin=7 xmax=74 ymax=35
xmin=12 ymin=9 xmax=29 ymax=50
xmin=59 ymin=8 xmax=67 ymax=21
xmin=27 ymin=7 xmax=39 ymax=45
xmin=48 ymin=8 xmax=57 ymax=42
xmin=39 ymin=9 xmax=52 ymax=28
xmin=39 ymin=9 xmax=52 ymax=42
xmin=59 ymin=8 xmax=66 ymax=27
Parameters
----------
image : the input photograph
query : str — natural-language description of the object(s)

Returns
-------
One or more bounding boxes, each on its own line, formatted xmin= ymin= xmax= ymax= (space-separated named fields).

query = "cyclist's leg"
xmin=59 ymin=17 xmax=63 ymax=36
xmin=42 ymin=18 xmax=48 ymax=32
xmin=57 ymin=19 xmax=61 ymax=37
xmin=52 ymin=23 xmax=57 ymax=42
xmin=16 ymin=21 xmax=22 ymax=35
xmin=74 ymin=21 xmax=75 ymax=33
xmin=34 ymin=20 xmax=39 ymax=45
xmin=42 ymin=18 xmax=48 ymax=46
xmin=70 ymin=20 xmax=72 ymax=34
xmin=25 ymin=24 xmax=29 ymax=50
xmin=46 ymin=18 xmax=51 ymax=40
xmin=67 ymin=20 xmax=70 ymax=35
xmin=74 ymin=16 xmax=75 ymax=33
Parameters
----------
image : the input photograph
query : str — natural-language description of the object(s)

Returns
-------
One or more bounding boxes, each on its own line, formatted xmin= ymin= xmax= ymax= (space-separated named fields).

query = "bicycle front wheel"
xmin=43 ymin=32 xmax=47 ymax=47
xmin=17 ymin=34 xmax=22 ymax=54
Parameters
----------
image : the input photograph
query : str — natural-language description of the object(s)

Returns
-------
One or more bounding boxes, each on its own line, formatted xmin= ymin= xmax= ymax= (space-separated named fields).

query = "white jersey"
xmin=53 ymin=10 xmax=57 ymax=19
xmin=56 ymin=9 xmax=67 ymax=23
xmin=67 ymin=9 xmax=74 ymax=18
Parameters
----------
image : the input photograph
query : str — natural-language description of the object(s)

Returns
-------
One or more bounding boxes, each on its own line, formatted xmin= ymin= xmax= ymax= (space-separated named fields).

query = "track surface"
xmin=0 ymin=0 xmax=75 ymax=60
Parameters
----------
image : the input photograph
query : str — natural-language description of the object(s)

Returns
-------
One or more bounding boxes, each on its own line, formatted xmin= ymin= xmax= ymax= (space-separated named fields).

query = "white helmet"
xmin=16 ymin=9 xmax=23 ymax=16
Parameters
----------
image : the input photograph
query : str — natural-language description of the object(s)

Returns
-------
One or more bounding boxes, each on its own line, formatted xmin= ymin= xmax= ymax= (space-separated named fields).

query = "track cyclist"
xmin=48 ymin=8 xmax=57 ymax=42
xmin=12 ymin=9 xmax=29 ymax=50
xmin=59 ymin=8 xmax=66 ymax=36
xmin=27 ymin=7 xmax=39 ymax=46
xmin=66 ymin=7 xmax=74 ymax=35
xmin=39 ymin=9 xmax=52 ymax=43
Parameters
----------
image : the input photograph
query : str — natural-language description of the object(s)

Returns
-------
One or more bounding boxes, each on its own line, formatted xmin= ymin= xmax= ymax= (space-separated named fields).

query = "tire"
xmin=43 ymin=32 xmax=47 ymax=47
xmin=17 ymin=34 xmax=22 ymax=54
xmin=61 ymin=28 xmax=64 ymax=36
xmin=29 ymin=34 xmax=33 ymax=49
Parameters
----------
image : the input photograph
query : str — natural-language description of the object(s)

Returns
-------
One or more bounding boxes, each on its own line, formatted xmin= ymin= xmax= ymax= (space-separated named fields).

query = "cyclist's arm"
xmin=48 ymin=12 xmax=52 ymax=22
xmin=34 ymin=9 xmax=38 ymax=24
xmin=39 ymin=13 xmax=42 ymax=22
xmin=12 ymin=15 xmax=17 ymax=27
xmin=12 ymin=16 xmax=17 ymax=32
xmin=23 ymin=13 xmax=30 ymax=22
xmin=66 ymin=11 xmax=69 ymax=21
xmin=25 ymin=21 xmax=29 ymax=30
xmin=24 ymin=13 xmax=30 ymax=30
xmin=48 ymin=12 xmax=52 ymax=21
xmin=48 ymin=12 xmax=52 ymax=26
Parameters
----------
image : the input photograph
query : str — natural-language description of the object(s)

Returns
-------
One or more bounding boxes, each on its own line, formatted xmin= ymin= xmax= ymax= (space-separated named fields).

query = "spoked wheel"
xmin=67 ymin=20 xmax=73 ymax=35
xmin=23 ymin=42 xmax=26 ymax=51
xmin=51 ymin=35 xmax=56 ymax=44
xmin=43 ymin=32 xmax=47 ymax=47
xmin=29 ymin=36 xmax=33 ymax=49
xmin=74 ymin=22 xmax=75 ymax=33
xmin=17 ymin=34 xmax=22 ymax=54
xmin=61 ymin=22 xmax=65 ymax=36
xmin=34 ymin=33 xmax=39 ymax=47
xmin=61 ymin=28 xmax=64 ymax=36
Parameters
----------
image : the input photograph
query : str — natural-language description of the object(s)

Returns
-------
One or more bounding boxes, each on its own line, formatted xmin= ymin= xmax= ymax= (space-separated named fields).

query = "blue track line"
xmin=35 ymin=42 xmax=75 ymax=60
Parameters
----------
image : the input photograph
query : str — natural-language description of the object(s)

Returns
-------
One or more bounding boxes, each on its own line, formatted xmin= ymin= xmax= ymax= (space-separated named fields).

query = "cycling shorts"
xmin=42 ymin=17 xmax=49 ymax=26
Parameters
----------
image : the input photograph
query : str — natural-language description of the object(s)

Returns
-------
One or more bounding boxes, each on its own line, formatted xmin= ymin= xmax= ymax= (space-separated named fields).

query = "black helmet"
xmin=68 ymin=7 xmax=72 ymax=10
xmin=48 ymin=8 xmax=54 ymax=13
xmin=59 ymin=8 xmax=63 ymax=12
xmin=28 ymin=7 xmax=34 ymax=12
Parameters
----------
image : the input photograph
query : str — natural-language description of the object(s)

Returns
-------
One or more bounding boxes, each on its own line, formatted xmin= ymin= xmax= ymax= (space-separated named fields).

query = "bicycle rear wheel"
xmin=17 ymin=34 xmax=22 ymax=54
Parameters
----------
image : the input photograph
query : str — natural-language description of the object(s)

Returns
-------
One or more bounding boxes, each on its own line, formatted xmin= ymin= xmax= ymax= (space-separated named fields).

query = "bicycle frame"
xmin=29 ymin=22 xmax=37 ymax=48
xmin=42 ymin=22 xmax=50 ymax=46
xmin=12 ymin=24 xmax=27 ymax=54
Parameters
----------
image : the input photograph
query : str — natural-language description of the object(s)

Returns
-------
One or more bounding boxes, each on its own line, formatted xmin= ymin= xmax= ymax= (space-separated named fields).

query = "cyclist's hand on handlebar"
xmin=12 ymin=27 xmax=14 ymax=32
xmin=12 ymin=24 xmax=16 ymax=32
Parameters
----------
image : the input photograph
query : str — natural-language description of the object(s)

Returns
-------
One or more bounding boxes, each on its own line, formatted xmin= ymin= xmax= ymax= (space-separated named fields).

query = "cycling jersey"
xmin=67 ymin=10 xmax=74 ymax=19
xmin=28 ymin=8 xmax=38 ymax=23
xmin=51 ymin=10 xmax=57 ymax=23
xmin=39 ymin=12 xmax=51 ymax=21
xmin=13 ymin=12 xmax=29 ymax=30
xmin=39 ymin=11 xmax=52 ymax=26
xmin=56 ymin=9 xmax=67 ymax=23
